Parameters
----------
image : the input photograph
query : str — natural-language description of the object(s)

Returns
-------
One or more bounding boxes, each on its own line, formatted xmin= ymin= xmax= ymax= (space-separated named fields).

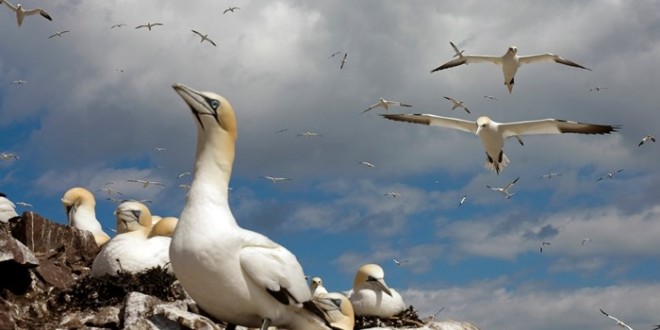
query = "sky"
xmin=1 ymin=1 xmax=660 ymax=329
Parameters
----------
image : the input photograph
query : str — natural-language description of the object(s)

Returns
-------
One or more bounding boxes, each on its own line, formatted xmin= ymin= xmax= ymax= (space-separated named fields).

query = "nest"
xmin=355 ymin=305 xmax=427 ymax=329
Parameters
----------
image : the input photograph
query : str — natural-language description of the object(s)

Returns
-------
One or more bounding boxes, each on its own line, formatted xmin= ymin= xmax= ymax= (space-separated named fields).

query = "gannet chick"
xmin=148 ymin=216 xmax=178 ymax=238
xmin=61 ymin=187 xmax=110 ymax=246
xmin=349 ymin=263 xmax=406 ymax=317
xmin=313 ymin=292 xmax=354 ymax=330
xmin=310 ymin=277 xmax=329 ymax=297
xmin=0 ymin=192 xmax=19 ymax=223
xmin=1 ymin=0 xmax=52 ymax=27
xmin=92 ymin=201 xmax=171 ymax=277
xmin=170 ymin=83 xmax=332 ymax=329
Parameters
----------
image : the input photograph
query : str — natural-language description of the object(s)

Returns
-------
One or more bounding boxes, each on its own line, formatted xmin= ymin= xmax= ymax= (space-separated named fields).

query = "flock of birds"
xmin=1 ymin=2 xmax=658 ymax=330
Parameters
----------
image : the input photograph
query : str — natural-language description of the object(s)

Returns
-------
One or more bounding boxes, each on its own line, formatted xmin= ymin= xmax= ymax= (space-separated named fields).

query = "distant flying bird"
xmin=48 ymin=30 xmax=69 ymax=38
xmin=178 ymin=184 xmax=191 ymax=191
xmin=296 ymin=131 xmax=322 ymax=137
xmin=362 ymin=98 xmax=412 ymax=114
xmin=596 ymin=169 xmax=624 ymax=181
xmin=261 ymin=176 xmax=292 ymax=183
xmin=599 ymin=309 xmax=635 ymax=330
xmin=1 ymin=0 xmax=52 ymax=27
xmin=638 ymin=134 xmax=655 ymax=147
xmin=191 ymin=30 xmax=217 ymax=46
xmin=443 ymin=96 xmax=470 ymax=114
xmin=540 ymin=172 xmax=562 ymax=180
xmin=154 ymin=147 xmax=166 ymax=151
xmin=177 ymin=172 xmax=192 ymax=179
xmin=384 ymin=192 xmax=400 ymax=199
xmin=483 ymin=95 xmax=498 ymax=101
xmin=328 ymin=51 xmax=342 ymax=58
xmin=135 ymin=22 xmax=163 ymax=31
xmin=98 ymin=188 xmax=123 ymax=196
xmin=449 ymin=41 xmax=465 ymax=59
xmin=486 ymin=177 xmax=520 ymax=199
xmin=15 ymin=202 xmax=32 ymax=208
xmin=430 ymin=46 xmax=590 ymax=93
xmin=581 ymin=237 xmax=591 ymax=246
xmin=340 ymin=52 xmax=348 ymax=69
xmin=0 ymin=152 xmax=19 ymax=160
xmin=275 ymin=128 xmax=289 ymax=134
xmin=127 ymin=179 xmax=165 ymax=188
xmin=459 ymin=194 xmax=467 ymax=206
xmin=12 ymin=80 xmax=27 ymax=85
xmin=381 ymin=114 xmax=618 ymax=174
xmin=392 ymin=259 xmax=408 ymax=266
xmin=589 ymin=86 xmax=608 ymax=92
xmin=223 ymin=6 xmax=240 ymax=14
xmin=359 ymin=161 xmax=375 ymax=168
xmin=115 ymin=69 xmax=125 ymax=73
xmin=539 ymin=241 xmax=551 ymax=253
xmin=110 ymin=23 xmax=126 ymax=29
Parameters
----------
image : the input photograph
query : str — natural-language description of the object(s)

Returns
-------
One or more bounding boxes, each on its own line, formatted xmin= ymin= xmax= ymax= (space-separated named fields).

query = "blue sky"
xmin=1 ymin=1 xmax=660 ymax=329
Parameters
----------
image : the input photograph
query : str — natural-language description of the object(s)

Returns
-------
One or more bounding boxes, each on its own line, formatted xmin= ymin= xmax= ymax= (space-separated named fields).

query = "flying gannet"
xmin=48 ymin=30 xmax=69 ymax=39
xmin=362 ymin=98 xmax=412 ymax=115
xmin=381 ymin=114 xmax=618 ymax=175
xmin=486 ymin=177 xmax=519 ymax=199
xmin=359 ymin=161 xmax=375 ymax=168
xmin=384 ymin=192 xmax=400 ymax=199
xmin=223 ymin=6 xmax=240 ymax=14
xmin=539 ymin=241 xmax=551 ymax=253
xmin=328 ymin=51 xmax=342 ymax=58
xmin=191 ymin=30 xmax=217 ymax=46
xmin=596 ymin=169 xmax=623 ymax=181
xmin=581 ymin=237 xmax=591 ymax=246
xmin=483 ymin=95 xmax=498 ymax=101
xmin=392 ymin=259 xmax=408 ymax=266
xmin=313 ymin=292 xmax=354 ymax=330
xmin=459 ymin=194 xmax=467 ymax=206
xmin=1 ymin=0 xmax=52 ymax=27
xmin=110 ymin=23 xmax=126 ymax=29
xmin=170 ymin=83 xmax=333 ymax=329
xmin=92 ymin=201 xmax=171 ymax=276
xmin=349 ymin=263 xmax=406 ymax=317
xmin=450 ymin=41 xmax=465 ymax=59
xmin=443 ymin=96 xmax=470 ymax=114
xmin=0 ymin=152 xmax=19 ymax=160
xmin=638 ymin=134 xmax=655 ymax=147
xmin=599 ymin=309 xmax=635 ymax=330
xmin=15 ymin=201 xmax=32 ymax=208
xmin=540 ymin=172 xmax=562 ymax=179
xmin=261 ymin=176 xmax=292 ymax=183
xmin=297 ymin=131 xmax=322 ymax=137
xmin=340 ymin=52 xmax=348 ymax=69
xmin=589 ymin=86 xmax=608 ymax=92
xmin=431 ymin=46 xmax=590 ymax=93
xmin=310 ymin=277 xmax=329 ymax=297
xmin=127 ymin=179 xmax=165 ymax=188
xmin=135 ymin=22 xmax=163 ymax=31
xmin=61 ymin=187 xmax=110 ymax=246
xmin=0 ymin=192 xmax=19 ymax=223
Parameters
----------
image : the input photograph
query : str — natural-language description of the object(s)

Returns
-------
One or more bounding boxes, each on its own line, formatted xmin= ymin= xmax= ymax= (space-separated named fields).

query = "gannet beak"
xmin=172 ymin=83 xmax=220 ymax=129
xmin=475 ymin=125 xmax=482 ymax=136
xmin=368 ymin=277 xmax=393 ymax=297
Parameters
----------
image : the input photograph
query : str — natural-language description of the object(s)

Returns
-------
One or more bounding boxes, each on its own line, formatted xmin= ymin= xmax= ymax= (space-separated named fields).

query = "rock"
xmin=59 ymin=305 xmax=121 ymax=329
xmin=123 ymin=291 xmax=222 ymax=330
xmin=0 ymin=227 xmax=39 ymax=295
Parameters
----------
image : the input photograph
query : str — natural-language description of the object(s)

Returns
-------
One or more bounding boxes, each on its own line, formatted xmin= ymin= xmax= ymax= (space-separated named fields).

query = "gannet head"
xmin=172 ymin=83 xmax=237 ymax=141
xmin=310 ymin=277 xmax=324 ymax=290
xmin=114 ymin=201 xmax=152 ymax=234
xmin=475 ymin=116 xmax=492 ymax=135
xmin=508 ymin=46 xmax=518 ymax=54
xmin=315 ymin=292 xmax=355 ymax=330
xmin=61 ymin=187 xmax=96 ymax=223
xmin=148 ymin=216 xmax=178 ymax=238
xmin=353 ymin=263 xmax=393 ymax=297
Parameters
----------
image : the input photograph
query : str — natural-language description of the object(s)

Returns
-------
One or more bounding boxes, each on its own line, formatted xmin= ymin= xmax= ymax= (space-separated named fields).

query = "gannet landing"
xmin=381 ymin=114 xmax=618 ymax=174
xmin=48 ymin=30 xmax=69 ymax=39
xmin=191 ymin=30 xmax=217 ymax=46
xmin=349 ymin=263 xmax=406 ymax=317
xmin=486 ymin=177 xmax=519 ymax=199
xmin=0 ymin=192 xmax=19 ymax=223
xmin=638 ymin=134 xmax=655 ymax=147
xmin=61 ymin=187 xmax=110 ymax=246
xmin=92 ymin=201 xmax=171 ymax=276
xmin=310 ymin=277 xmax=329 ymax=297
xmin=1 ymin=0 xmax=52 ymax=27
xmin=362 ymin=98 xmax=412 ymax=115
xmin=443 ymin=96 xmax=470 ymax=114
xmin=170 ymin=83 xmax=332 ymax=329
xmin=135 ymin=22 xmax=163 ymax=31
xmin=431 ymin=46 xmax=591 ymax=93
xmin=599 ymin=309 xmax=635 ymax=330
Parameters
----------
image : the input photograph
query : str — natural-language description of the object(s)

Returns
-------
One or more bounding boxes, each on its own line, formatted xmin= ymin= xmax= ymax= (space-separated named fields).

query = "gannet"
xmin=483 ymin=95 xmax=497 ymax=101
xmin=431 ymin=46 xmax=590 ymax=93
xmin=596 ymin=169 xmax=623 ymax=181
xmin=275 ymin=128 xmax=289 ymax=134
xmin=127 ymin=179 xmax=165 ymax=188
xmin=92 ymin=201 xmax=171 ymax=276
xmin=191 ymin=30 xmax=217 ymax=46
xmin=154 ymin=147 xmax=167 ymax=151
xmin=98 ymin=187 xmax=123 ymax=196
xmin=297 ymin=131 xmax=322 ymax=137
xmin=362 ymin=98 xmax=412 ymax=115
xmin=48 ymin=30 xmax=69 ymax=39
xmin=223 ymin=6 xmax=240 ymax=14
xmin=599 ymin=309 xmax=635 ymax=330
xmin=0 ymin=193 xmax=19 ymax=223
xmin=170 ymin=83 xmax=332 ymax=329
xmin=11 ymin=80 xmax=27 ymax=86
xmin=443 ymin=96 xmax=470 ymax=114
xmin=392 ymin=259 xmax=408 ymax=266
xmin=638 ymin=134 xmax=655 ymax=147
xmin=450 ymin=41 xmax=465 ymax=59
xmin=328 ymin=51 xmax=342 ymax=58
xmin=1 ymin=0 xmax=52 ymax=27
xmin=0 ymin=152 xmax=19 ymax=160
xmin=581 ymin=237 xmax=591 ymax=246
xmin=313 ymin=292 xmax=354 ymax=330
xmin=110 ymin=23 xmax=126 ymax=29
xmin=135 ymin=22 xmax=163 ymax=31
xmin=61 ymin=187 xmax=110 ymax=246
xmin=486 ymin=177 xmax=519 ymax=199
xmin=310 ymin=277 xmax=329 ymax=297
xmin=178 ymin=184 xmax=191 ymax=190
xmin=340 ymin=52 xmax=348 ymax=69
xmin=589 ymin=86 xmax=608 ymax=92
xmin=540 ymin=172 xmax=562 ymax=179
xmin=349 ymin=263 xmax=406 ymax=317
xmin=261 ymin=176 xmax=292 ymax=183
xmin=459 ymin=194 xmax=467 ymax=206
xmin=384 ymin=192 xmax=400 ymax=199
xmin=15 ymin=201 xmax=32 ymax=208
xmin=359 ymin=161 xmax=375 ymax=168
xmin=539 ymin=241 xmax=551 ymax=253
xmin=177 ymin=171 xmax=192 ymax=179
xmin=381 ymin=114 xmax=618 ymax=174
xmin=148 ymin=216 xmax=178 ymax=238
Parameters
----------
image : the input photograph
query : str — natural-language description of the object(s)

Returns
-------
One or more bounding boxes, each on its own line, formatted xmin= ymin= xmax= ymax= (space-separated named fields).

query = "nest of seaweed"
xmin=355 ymin=305 xmax=427 ymax=329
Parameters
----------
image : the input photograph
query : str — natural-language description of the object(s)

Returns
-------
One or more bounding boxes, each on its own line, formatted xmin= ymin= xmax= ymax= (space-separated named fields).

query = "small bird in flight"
xmin=16 ymin=202 xmax=33 ymax=208
xmin=275 ymin=128 xmax=289 ymax=134
xmin=459 ymin=194 xmax=467 ymax=206
xmin=362 ymin=98 xmax=412 ymax=114
xmin=596 ymin=169 xmax=623 ymax=181
xmin=483 ymin=95 xmax=498 ymax=101
xmin=0 ymin=152 xmax=19 ymax=160
xmin=486 ymin=177 xmax=519 ymax=199
xmin=384 ymin=192 xmax=400 ymax=199
xmin=1 ymin=0 xmax=52 ymax=27
xmin=359 ymin=161 xmax=375 ymax=168
xmin=191 ymin=30 xmax=217 ymax=46
xmin=589 ymin=86 xmax=608 ymax=92
xmin=340 ymin=52 xmax=348 ymax=69
xmin=111 ymin=23 xmax=126 ymax=29
xmin=539 ymin=241 xmax=551 ymax=253
xmin=126 ymin=179 xmax=165 ymax=188
xmin=12 ymin=79 xmax=27 ymax=85
xmin=392 ymin=259 xmax=408 ymax=266
xmin=581 ymin=237 xmax=591 ymax=246
xmin=599 ymin=309 xmax=634 ymax=330
xmin=261 ymin=176 xmax=292 ymax=183
xmin=328 ymin=51 xmax=342 ymax=58
xmin=296 ymin=131 xmax=322 ymax=137
xmin=638 ymin=134 xmax=655 ymax=147
xmin=539 ymin=172 xmax=562 ymax=180
xmin=48 ymin=30 xmax=69 ymax=39
xmin=135 ymin=22 xmax=163 ymax=31
xmin=177 ymin=172 xmax=192 ymax=179
xmin=223 ymin=6 xmax=240 ymax=14
xmin=443 ymin=96 xmax=470 ymax=114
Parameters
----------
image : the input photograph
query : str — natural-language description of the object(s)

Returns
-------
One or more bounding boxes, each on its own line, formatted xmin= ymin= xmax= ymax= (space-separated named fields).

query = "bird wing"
xmin=152 ymin=23 xmax=163 ymax=26
xmin=191 ymin=30 xmax=203 ymax=37
xmin=499 ymin=119 xmax=618 ymax=138
xmin=2 ymin=1 xmax=17 ymax=11
xmin=240 ymin=235 xmax=311 ymax=306
xmin=135 ymin=25 xmax=146 ymax=29
xmin=381 ymin=113 xmax=477 ymax=134
xmin=518 ymin=53 xmax=591 ymax=70
xmin=207 ymin=38 xmax=217 ymax=46
xmin=361 ymin=102 xmax=382 ymax=114
xmin=25 ymin=8 xmax=52 ymax=20
xmin=450 ymin=41 xmax=461 ymax=55
xmin=503 ymin=177 xmax=520 ymax=190
xmin=431 ymin=55 xmax=502 ymax=73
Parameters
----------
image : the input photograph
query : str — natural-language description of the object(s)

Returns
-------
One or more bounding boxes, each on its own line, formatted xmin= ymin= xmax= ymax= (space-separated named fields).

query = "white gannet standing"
xmin=135 ymin=22 xmax=163 ymax=31
xmin=349 ymin=263 xmax=406 ymax=317
xmin=381 ymin=114 xmax=618 ymax=175
xmin=599 ymin=309 xmax=635 ymax=330
xmin=191 ymin=30 xmax=217 ymax=46
xmin=310 ymin=277 xmax=329 ymax=297
xmin=169 ymin=83 xmax=332 ymax=329
xmin=0 ymin=192 xmax=19 ymax=223
xmin=61 ymin=187 xmax=110 ymax=246
xmin=431 ymin=46 xmax=590 ymax=93
xmin=313 ymin=292 xmax=354 ymax=330
xmin=486 ymin=177 xmax=520 ymax=199
xmin=443 ymin=96 xmax=470 ymax=114
xmin=1 ymin=0 xmax=52 ymax=27
xmin=148 ymin=216 xmax=178 ymax=238
xmin=92 ymin=201 xmax=171 ymax=277
xmin=362 ymin=98 xmax=412 ymax=115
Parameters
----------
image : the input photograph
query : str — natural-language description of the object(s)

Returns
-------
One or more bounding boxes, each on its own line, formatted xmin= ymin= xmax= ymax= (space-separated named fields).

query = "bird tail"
xmin=485 ymin=152 xmax=509 ymax=175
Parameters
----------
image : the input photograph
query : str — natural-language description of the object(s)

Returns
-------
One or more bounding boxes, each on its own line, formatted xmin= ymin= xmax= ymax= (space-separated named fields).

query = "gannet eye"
xmin=131 ymin=210 xmax=141 ymax=219
xmin=209 ymin=99 xmax=220 ymax=110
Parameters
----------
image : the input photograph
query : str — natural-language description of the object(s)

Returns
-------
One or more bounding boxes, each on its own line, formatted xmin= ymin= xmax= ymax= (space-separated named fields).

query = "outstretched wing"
xmin=499 ymin=119 xmax=618 ymax=138
xmin=519 ymin=53 xmax=590 ymax=70
xmin=431 ymin=55 xmax=502 ymax=73
xmin=382 ymin=113 xmax=476 ymax=134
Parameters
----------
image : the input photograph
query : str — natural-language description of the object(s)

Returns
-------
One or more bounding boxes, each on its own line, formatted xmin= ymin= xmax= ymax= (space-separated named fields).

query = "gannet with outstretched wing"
xmin=1 ymin=0 xmax=52 ymax=27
